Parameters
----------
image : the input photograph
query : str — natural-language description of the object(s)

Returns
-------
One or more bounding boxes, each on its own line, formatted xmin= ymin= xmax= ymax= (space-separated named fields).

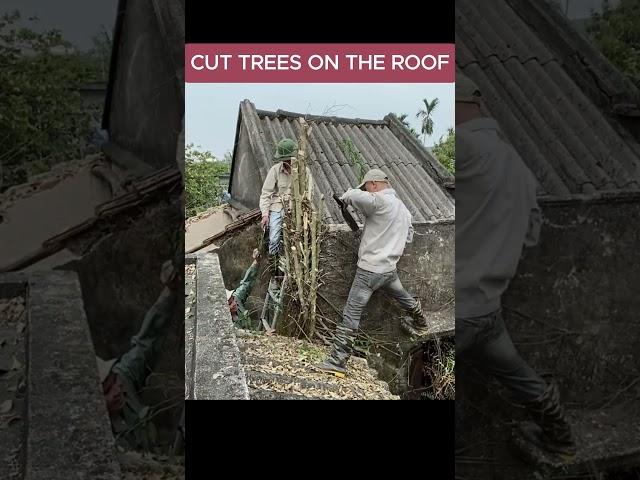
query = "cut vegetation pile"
xmin=237 ymin=330 xmax=399 ymax=400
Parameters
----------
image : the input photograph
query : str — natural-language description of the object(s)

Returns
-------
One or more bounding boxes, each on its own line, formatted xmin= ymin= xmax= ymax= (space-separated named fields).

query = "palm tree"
xmin=416 ymin=98 xmax=439 ymax=145
xmin=396 ymin=113 xmax=411 ymax=128
xmin=395 ymin=113 xmax=420 ymax=139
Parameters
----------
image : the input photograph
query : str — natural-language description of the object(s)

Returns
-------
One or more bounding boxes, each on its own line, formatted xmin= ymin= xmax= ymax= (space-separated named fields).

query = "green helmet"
xmin=274 ymin=138 xmax=297 ymax=161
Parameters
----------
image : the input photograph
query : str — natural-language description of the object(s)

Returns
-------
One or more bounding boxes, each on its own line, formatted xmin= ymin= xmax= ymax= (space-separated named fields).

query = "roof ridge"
xmin=255 ymin=108 xmax=387 ymax=125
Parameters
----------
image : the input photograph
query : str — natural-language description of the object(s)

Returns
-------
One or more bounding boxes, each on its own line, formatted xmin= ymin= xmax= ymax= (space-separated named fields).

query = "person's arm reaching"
xmin=234 ymin=249 xmax=260 ymax=305
xmin=340 ymin=188 xmax=378 ymax=217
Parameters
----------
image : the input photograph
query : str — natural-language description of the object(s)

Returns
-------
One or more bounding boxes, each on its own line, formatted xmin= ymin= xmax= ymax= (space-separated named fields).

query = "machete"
xmin=333 ymin=194 xmax=359 ymax=232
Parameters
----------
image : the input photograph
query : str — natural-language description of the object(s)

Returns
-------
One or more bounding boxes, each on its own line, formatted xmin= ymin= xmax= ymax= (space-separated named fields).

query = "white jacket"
xmin=456 ymin=118 xmax=541 ymax=318
xmin=341 ymin=188 xmax=413 ymax=274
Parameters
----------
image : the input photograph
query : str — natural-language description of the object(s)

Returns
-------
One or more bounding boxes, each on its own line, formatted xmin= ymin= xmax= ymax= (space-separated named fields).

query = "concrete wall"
xmin=69 ymin=198 xmax=182 ymax=361
xmin=502 ymin=195 xmax=640 ymax=406
xmin=61 ymin=196 xmax=183 ymax=448
xmin=457 ymin=195 xmax=640 ymax=478
xmin=319 ymin=222 xmax=454 ymax=392
xmin=217 ymin=221 xmax=454 ymax=328
xmin=319 ymin=221 xmax=454 ymax=316
xmin=217 ymin=222 xmax=270 ymax=322
xmin=216 ymin=220 xmax=455 ymax=394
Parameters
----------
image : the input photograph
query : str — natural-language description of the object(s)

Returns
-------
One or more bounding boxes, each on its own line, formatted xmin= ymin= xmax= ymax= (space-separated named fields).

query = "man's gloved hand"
xmin=340 ymin=189 xmax=360 ymax=202
xmin=252 ymin=248 xmax=261 ymax=262
xmin=103 ymin=372 xmax=125 ymax=416
xmin=261 ymin=214 xmax=269 ymax=228
xmin=160 ymin=260 xmax=180 ymax=290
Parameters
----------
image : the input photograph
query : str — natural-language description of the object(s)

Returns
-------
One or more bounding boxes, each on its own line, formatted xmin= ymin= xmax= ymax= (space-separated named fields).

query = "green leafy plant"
xmin=352 ymin=333 xmax=372 ymax=358
xmin=297 ymin=342 xmax=326 ymax=363
xmin=431 ymin=127 xmax=455 ymax=174
xmin=395 ymin=113 xmax=420 ymax=139
xmin=184 ymin=143 xmax=230 ymax=218
xmin=340 ymin=138 xmax=366 ymax=183
xmin=0 ymin=11 xmax=104 ymax=191
xmin=416 ymin=97 xmax=439 ymax=145
xmin=428 ymin=341 xmax=455 ymax=400
xmin=587 ymin=0 xmax=640 ymax=89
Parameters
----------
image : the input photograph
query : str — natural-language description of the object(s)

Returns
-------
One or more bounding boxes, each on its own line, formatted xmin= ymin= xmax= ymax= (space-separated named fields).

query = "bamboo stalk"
xmin=309 ymin=210 xmax=318 ymax=337
xmin=282 ymin=218 xmax=291 ymax=274
xmin=272 ymin=274 xmax=288 ymax=330
xmin=297 ymin=241 xmax=308 ymax=311
xmin=303 ymin=210 xmax=309 ymax=278
xmin=312 ymin=197 xmax=325 ymax=334
xmin=298 ymin=121 xmax=310 ymax=196
xmin=290 ymin=149 xmax=304 ymax=309
xmin=278 ymin=118 xmax=325 ymax=338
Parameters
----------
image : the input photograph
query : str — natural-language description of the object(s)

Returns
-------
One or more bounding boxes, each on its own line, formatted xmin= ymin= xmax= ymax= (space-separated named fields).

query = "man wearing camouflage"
xmin=315 ymin=168 xmax=430 ymax=376
xmin=98 ymin=259 xmax=180 ymax=451
xmin=227 ymin=248 xmax=261 ymax=329
xmin=97 ymin=118 xmax=185 ymax=451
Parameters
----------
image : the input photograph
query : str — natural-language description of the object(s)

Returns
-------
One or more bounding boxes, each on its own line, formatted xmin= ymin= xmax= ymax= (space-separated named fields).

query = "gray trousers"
xmin=456 ymin=308 xmax=546 ymax=404
xmin=341 ymin=267 xmax=418 ymax=330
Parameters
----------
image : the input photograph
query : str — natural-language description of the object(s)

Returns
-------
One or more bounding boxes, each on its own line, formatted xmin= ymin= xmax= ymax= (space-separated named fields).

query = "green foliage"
xmin=340 ymin=139 xmax=366 ymax=182
xmin=352 ymin=333 xmax=371 ymax=358
xmin=416 ymin=97 xmax=439 ymax=145
xmin=185 ymin=143 xmax=230 ymax=218
xmin=0 ymin=11 xmax=105 ymax=191
xmin=431 ymin=127 xmax=455 ymax=174
xmin=86 ymin=27 xmax=112 ymax=83
xmin=395 ymin=113 xmax=420 ymax=138
xmin=297 ymin=342 xmax=325 ymax=363
xmin=428 ymin=340 xmax=455 ymax=400
xmin=587 ymin=0 xmax=640 ymax=89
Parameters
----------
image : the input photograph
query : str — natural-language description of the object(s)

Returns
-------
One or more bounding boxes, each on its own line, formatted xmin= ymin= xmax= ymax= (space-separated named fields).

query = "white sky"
xmin=2 ymin=0 xmax=118 ymax=50
xmin=186 ymin=83 xmax=454 ymax=160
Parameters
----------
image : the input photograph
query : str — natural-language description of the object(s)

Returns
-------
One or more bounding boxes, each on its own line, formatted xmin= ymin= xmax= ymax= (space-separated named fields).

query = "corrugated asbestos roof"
xmin=456 ymin=0 xmax=640 ymax=196
xmin=234 ymin=100 xmax=455 ymax=224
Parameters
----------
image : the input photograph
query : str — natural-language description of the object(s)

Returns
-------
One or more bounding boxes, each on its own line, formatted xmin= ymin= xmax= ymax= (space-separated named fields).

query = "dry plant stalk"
xmin=281 ymin=118 xmax=325 ymax=338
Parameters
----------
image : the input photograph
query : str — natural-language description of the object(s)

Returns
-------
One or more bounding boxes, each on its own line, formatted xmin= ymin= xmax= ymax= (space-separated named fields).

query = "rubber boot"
xmin=515 ymin=382 xmax=577 ymax=462
xmin=400 ymin=299 xmax=430 ymax=335
xmin=314 ymin=325 xmax=356 ymax=376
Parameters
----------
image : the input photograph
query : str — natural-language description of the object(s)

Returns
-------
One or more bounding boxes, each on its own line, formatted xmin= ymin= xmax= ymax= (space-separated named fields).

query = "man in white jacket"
xmin=455 ymin=71 xmax=576 ymax=460
xmin=315 ymin=168 xmax=429 ymax=375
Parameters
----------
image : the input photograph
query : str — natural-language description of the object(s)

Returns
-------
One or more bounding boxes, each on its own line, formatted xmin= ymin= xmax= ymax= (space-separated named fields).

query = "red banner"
xmin=185 ymin=43 xmax=455 ymax=83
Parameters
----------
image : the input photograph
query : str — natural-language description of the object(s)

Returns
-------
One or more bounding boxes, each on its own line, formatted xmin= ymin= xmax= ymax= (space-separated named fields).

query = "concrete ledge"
xmin=425 ymin=305 xmax=455 ymax=338
xmin=185 ymin=254 xmax=196 ymax=399
xmin=539 ymin=189 xmax=640 ymax=206
xmin=0 ymin=273 xmax=27 ymax=298
xmin=0 ymin=271 xmax=120 ymax=480
xmin=192 ymin=253 xmax=249 ymax=400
